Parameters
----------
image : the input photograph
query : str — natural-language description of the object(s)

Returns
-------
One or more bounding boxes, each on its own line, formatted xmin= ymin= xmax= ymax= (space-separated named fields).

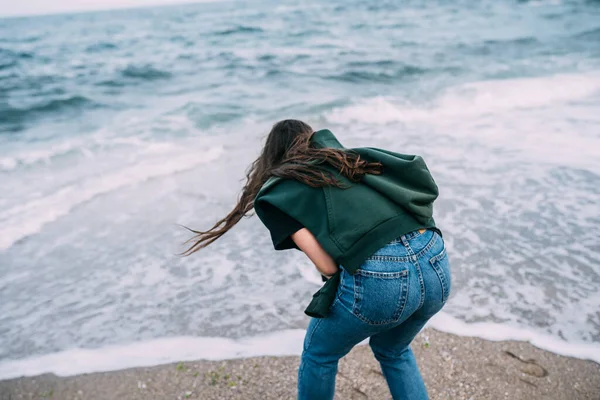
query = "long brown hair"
xmin=182 ymin=119 xmax=382 ymax=255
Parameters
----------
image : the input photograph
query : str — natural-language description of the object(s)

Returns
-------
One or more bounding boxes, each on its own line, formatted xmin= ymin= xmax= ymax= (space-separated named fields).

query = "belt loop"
xmin=400 ymin=234 xmax=408 ymax=246
xmin=401 ymin=235 xmax=414 ymax=249
xmin=400 ymin=235 xmax=415 ymax=261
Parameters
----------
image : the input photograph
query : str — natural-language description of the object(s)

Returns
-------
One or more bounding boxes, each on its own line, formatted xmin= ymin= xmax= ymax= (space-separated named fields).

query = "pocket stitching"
xmin=366 ymin=255 xmax=412 ymax=262
xmin=352 ymin=270 xmax=410 ymax=325
xmin=356 ymin=269 xmax=409 ymax=279
xmin=430 ymin=247 xmax=447 ymax=263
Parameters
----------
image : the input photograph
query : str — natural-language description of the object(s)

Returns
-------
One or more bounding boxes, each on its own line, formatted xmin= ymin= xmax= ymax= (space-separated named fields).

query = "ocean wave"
xmin=0 ymin=146 xmax=224 ymax=252
xmin=345 ymin=60 xmax=400 ymax=68
xmin=96 ymin=79 xmax=126 ymax=88
xmin=0 ymin=145 xmax=83 ymax=171
xmin=457 ymin=36 xmax=540 ymax=57
xmin=173 ymin=102 xmax=245 ymax=129
xmin=0 ymin=48 xmax=34 ymax=70
xmin=0 ymin=133 xmax=195 ymax=171
xmin=120 ymin=64 xmax=172 ymax=80
xmin=326 ymin=65 xmax=427 ymax=83
xmin=0 ymin=96 xmax=97 ymax=125
xmin=483 ymin=36 xmax=539 ymax=46
xmin=190 ymin=111 xmax=244 ymax=129
xmin=0 ymin=48 xmax=34 ymax=59
xmin=0 ymin=72 xmax=57 ymax=94
xmin=85 ymin=42 xmax=118 ymax=52
xmin=325 ymin=72 xmax=600 ymax=124
xmin=0 ymin=34 xmax=42 ymax=44
xmin=574 ymin=26 xmax=600 ymax=40
xmin=169 ymin=35 xmax=195 ymax=47
xmin=216 ymin=26 xmax=263 ymax=36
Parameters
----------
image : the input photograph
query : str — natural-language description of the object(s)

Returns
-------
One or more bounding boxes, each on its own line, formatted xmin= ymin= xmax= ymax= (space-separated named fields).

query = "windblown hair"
xmin=182 ymin=119 xmax=382 ymax=255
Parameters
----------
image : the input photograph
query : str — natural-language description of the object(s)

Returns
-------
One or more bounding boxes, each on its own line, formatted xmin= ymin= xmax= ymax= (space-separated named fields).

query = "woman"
xmin=185 ymin=119 xmax=451 ymax=400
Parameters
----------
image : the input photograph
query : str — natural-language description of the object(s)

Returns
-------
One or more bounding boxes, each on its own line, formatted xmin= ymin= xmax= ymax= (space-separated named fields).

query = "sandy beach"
xmin=1 ymin=328 xmax=598 ymax=400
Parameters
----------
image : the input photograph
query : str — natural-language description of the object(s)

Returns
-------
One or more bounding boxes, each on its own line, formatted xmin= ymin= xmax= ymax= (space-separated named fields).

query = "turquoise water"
xmin=1 ymin=0 xmax=600 ymax=374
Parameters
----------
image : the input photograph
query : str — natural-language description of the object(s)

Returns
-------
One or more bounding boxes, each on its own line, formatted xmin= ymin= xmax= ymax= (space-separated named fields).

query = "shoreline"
xmin=1 ymin=328 xmax=598 ymax=400
xmin=2 ymin=312 xmax=599 ymax=381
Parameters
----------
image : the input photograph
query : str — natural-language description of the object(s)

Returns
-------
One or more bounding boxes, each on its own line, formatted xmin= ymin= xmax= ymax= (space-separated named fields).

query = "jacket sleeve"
xmin=254 ymin=179 xmax=308 ymax=250
xmin=255 ymin=201 xmax=303 ymax=250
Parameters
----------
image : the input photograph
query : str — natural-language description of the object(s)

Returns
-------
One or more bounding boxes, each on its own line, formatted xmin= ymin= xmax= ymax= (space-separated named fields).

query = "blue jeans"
xmin=298 ymin=229 xmax=451 ymax=400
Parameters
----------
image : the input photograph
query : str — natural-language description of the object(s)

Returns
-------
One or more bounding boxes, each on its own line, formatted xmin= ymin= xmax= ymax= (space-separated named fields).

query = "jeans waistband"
xmin=389 ymin=229 xmax=427 ymax=244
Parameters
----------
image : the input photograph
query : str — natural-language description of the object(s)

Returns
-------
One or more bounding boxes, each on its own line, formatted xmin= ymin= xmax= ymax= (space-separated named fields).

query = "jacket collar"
xmin=311 ymin=129 xmax=345 ymax=149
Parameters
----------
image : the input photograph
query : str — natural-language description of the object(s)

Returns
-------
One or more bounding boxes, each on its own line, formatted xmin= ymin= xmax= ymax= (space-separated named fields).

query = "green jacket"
xmin=254 ymin=129 xmax=440 ymax=318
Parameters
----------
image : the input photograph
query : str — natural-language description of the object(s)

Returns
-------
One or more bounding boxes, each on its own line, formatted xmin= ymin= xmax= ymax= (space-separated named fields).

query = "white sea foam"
xmin=0 ymin=313 xmax=597 ymax=380
xmin=326 ymin=72 xmax=600 ymax=124
xmin=0 ymin=129 xmax=118 ymax=172
xmin=0 ymin=145 xmax=223 ymax=251
xmin=0 ymin=126 xmax=178 ymax=172
xmin=0 ymin=140 xmax=88 ymax=171
xmin=326 ymin=72 xmax=600 ymax=172
xmin=428 ymin=313 xmax=600 ymax=364
xmin=0 ymin=330 xmax=305 ymax=380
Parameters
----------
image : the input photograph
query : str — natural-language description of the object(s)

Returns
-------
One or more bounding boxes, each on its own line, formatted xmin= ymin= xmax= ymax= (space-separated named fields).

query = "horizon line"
xmin=0 ymin=0 xmax=226 ymax=20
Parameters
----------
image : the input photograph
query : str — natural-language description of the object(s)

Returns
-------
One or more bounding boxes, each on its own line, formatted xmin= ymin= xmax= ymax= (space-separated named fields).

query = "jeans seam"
xmin=304 ymin=318 xmax=323 ymax=352
xmin=401 ymin=235 xmax=425 ymax=310
xmin=352 ymin=273 xmax=360 ymax=318
xmin=335 ymin=298 xmax=370 ymax=324
xmin=298 ymin=359 xmax=305 ymax=388
xmin=414 ymin=232 xmax=438 ymax=259
xmin=391 ymin=271 xmax=409 ymax=322
xmin=430 ymin=253 xmax=449 ymax=303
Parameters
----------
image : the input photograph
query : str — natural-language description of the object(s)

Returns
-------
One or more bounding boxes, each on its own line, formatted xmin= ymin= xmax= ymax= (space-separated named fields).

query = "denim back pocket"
xmin=352 ymin=268 xmax=409 ymax=325
xmin=429 ymin=247 xmax=451 ymax=303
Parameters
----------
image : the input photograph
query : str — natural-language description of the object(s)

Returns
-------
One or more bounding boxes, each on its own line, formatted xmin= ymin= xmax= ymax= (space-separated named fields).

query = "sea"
xmin=1 ymin=0 xmax=599 ymax=379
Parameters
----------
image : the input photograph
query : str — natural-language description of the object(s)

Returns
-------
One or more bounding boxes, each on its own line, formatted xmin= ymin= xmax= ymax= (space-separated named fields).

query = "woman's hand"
xmin=291 ymin=228 xmax=339 ymax=276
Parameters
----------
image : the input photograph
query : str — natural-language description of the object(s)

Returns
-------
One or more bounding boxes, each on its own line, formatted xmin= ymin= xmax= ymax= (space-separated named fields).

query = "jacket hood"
xmin=310 ymin=129 xmax=344 ymax=149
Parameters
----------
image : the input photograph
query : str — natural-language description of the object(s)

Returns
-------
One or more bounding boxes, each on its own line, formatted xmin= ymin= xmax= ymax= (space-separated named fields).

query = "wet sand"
xmin=1 ymin=328 xmax=598 ymax=400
